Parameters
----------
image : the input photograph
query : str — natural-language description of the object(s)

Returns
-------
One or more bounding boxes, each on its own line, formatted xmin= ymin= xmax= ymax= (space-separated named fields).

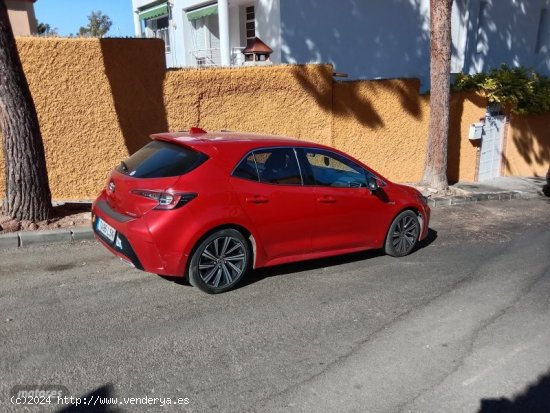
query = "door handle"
xmin=246 ymin=195 xmax=269 ymax=204
xmin=317 ymin=196 xmax=336 ymax=203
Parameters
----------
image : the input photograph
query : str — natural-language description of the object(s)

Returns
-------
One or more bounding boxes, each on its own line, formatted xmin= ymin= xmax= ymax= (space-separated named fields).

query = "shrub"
xmin=453 ymin=64 xmax=550 ymax=114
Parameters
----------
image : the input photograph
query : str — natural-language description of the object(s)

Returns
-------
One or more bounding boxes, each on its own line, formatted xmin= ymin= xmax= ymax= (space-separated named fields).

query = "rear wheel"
xmin=384 ymin=210 xmax=420 ymax=257
xmin=188 ymin=229 xmax=250 ymax=294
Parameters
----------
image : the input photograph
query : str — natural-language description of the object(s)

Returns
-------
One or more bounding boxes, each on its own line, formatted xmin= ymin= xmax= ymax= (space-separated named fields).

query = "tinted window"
xmin=255 ymin=148 xmax=302 ymax=185
xmin=116 ymin=140 xmax=207 ymax=178
xmin=232 ymin=153 xmax=259 ymax=181
xmin=300 ymin=148 xmax=368 ymax=188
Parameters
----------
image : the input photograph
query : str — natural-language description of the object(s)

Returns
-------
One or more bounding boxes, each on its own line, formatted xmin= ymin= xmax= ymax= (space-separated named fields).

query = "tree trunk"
xmin=0 ymin=0 xmax=52 ymax=220
xmin=421 ymin=0 xmax=452 ymax=190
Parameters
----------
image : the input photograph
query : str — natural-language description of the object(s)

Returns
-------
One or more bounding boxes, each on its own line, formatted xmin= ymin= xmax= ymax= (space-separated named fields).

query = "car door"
xmin=229 ymin=147 xmax=317 ymax=263
xmin=297 ymin=147 xmax=383 ymax=252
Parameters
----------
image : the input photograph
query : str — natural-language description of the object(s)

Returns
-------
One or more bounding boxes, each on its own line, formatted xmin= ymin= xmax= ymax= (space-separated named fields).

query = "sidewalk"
xmin=0 ymin=177 xmax=547 ymax=249
xmin=419 ymin=176 xmax=546 ymax=207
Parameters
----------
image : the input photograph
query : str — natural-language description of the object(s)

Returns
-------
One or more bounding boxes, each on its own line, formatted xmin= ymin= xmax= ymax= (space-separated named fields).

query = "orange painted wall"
xmin=332 ymin=81 xmax=486 ymax=183
xmin=504 ymin=113 xmax=550 ymax=177
xmin=448 ymin=92 xmax=487 ymax=183
xmin=332 ymin=79 xmax=429 ymax=182
xmin=163 ymin=64 xmax=333 ymax=146
xmin=0 ymin=37 xmax=166 ymax=199
xmin=8 ymin=38 xmax=545 ymax=201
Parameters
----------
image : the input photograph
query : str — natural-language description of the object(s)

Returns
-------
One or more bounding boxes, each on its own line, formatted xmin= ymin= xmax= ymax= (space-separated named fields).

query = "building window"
xmin=147 ymin=16 xmax=171 ymax=53
xmin=191 ymin=14 xmax=221 ymax=66
xmin=245 ymin=5 xmax=255 ymax=45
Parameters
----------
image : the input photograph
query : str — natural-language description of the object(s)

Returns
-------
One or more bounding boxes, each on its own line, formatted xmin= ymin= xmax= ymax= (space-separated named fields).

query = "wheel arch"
xmin=185 ymin=223 xmax=259 ymax=276
xmin=386 ymin=206 xmax=420 ymax=229
xmin=383 ymin=206 xmax=423 ymax=249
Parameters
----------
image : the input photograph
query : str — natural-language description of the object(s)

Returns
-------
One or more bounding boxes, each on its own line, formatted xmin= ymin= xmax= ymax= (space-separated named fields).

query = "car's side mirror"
xmin=367 ymin=177 xmax=379 ymax=192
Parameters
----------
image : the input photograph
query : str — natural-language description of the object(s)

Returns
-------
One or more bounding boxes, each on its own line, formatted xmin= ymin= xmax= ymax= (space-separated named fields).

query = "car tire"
xmin=384 ymin=210 xmax=420 ymax=257
xmin=187 ymin=229 xmax=250 ymax=294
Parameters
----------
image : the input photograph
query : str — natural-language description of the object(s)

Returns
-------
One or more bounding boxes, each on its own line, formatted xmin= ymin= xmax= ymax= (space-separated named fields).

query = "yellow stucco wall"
xmin=332 ymin=81 xmax=485 ymax=183
xmin=448 ymin=92 xmax=487 ymax=182
xmin=164 ymin=64 xmax=333 ymax=145
xmin=332 ymin=79 xmax=429 ymax=182
xmin=1 ymin=38 xmax=502 ymax=200
xmin=504 ymin=113 xmax=550 ymax=177
xmin=0 ymin=37 xmax=166 ymax=199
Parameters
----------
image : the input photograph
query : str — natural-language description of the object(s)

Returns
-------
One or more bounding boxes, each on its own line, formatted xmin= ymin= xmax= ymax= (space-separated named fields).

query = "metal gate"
xmin=478 ymin=110 xmax=505 ymax=181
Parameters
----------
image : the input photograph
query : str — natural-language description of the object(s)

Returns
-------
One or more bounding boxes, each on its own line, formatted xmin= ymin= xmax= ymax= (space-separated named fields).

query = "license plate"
xmin=96 ymin=217 xmax=116 ymax=243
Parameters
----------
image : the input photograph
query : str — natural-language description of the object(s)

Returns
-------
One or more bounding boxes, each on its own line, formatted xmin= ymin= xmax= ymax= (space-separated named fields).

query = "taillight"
xmin=131 ymin=190 xmax=197 ymax=210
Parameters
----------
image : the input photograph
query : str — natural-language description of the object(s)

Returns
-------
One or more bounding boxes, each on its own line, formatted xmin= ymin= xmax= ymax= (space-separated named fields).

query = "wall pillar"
xmin=133 ymin=10 xmax=143 ymax=37
xmin=218 ymin=0 xmax=231 ymax=66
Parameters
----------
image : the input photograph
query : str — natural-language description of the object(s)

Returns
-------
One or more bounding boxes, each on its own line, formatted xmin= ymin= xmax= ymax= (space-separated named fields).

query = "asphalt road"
xmin=0 ymin=198 xmax=549 ymax=413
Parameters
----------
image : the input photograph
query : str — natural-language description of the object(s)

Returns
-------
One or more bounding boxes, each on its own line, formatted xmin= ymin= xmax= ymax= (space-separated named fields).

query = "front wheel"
xmin=187 ymin=229 xmax=250 ymax=294
xmin=384 ymin=210 xmax=420 ymax=257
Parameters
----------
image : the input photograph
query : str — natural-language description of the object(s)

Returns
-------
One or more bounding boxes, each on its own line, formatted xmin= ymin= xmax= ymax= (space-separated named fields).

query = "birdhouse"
xmin=242 ymin=37 xmax=273 ymax=65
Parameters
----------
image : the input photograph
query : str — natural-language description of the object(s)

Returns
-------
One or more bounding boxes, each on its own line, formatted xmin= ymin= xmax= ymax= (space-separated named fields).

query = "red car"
xmin=92 ymin=129 xmax=430 ymax=293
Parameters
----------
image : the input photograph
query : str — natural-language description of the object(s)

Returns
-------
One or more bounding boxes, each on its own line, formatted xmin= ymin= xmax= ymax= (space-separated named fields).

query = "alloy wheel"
xmin=198 ymin=236 xmax=247 ymax=288
xmin=390 ymin=214 xmax=419 ymax=255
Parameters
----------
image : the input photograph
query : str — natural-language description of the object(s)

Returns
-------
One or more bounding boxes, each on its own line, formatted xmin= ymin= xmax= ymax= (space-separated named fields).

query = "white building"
xmin=132 ymin=0 xmax=270 ymax=68
xmin=132 ymin=0 xmax=550 ymax=84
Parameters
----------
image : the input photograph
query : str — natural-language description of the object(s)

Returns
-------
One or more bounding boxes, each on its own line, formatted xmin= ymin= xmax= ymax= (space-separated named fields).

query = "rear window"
xmin=116 ymin=140 xmax=208 ymax=178
xmin=233 ymin=153 xmax=259 ymax=181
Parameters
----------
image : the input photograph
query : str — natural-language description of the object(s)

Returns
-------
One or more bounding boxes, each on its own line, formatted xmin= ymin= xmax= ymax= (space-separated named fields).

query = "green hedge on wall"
xmin=453 ymin=64 xmax=550 ymax=114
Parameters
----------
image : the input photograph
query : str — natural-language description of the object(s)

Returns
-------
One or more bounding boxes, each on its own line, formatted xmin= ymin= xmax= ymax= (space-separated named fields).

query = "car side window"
xmin=300 ymin=148 xmax=368 ymax=188
xmin=255 ymin=148 xmax=302 ymax=185
xmin=233 ymin=153 xmax=259 ymax=181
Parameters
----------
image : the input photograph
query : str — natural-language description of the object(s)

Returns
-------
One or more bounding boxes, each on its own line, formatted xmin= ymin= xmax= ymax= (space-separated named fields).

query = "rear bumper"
xmin=92 ymin=194 xmax=187 ymax=276
xmin=92 ymin=215 xmax=144 ymax=271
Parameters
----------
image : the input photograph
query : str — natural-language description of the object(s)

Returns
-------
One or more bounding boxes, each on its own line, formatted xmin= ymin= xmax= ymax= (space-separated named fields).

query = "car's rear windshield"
xmin=116 ymin=140 xmax=208 ymax=178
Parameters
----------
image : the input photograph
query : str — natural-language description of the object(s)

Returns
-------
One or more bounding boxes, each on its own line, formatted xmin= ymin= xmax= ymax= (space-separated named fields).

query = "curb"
xmin=0 ymin=192 xmax=544 ymax=250
xmin=0 ymin=227 xmax=94 ymax=250
xmin=0 ymin=233 xmax=19 ymax=249
xmin=427 ymin=191 xmax=541 ymax=208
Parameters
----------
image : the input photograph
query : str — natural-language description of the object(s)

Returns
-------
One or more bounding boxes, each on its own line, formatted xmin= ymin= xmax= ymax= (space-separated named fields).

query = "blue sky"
xmin=35 ymin=0 xmax=135 ymax=37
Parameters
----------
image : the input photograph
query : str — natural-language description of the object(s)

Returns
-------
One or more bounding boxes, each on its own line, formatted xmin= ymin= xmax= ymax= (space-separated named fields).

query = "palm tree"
xmin=421 ymin=0 xmax=453 ymax=190
xmin=0 ymin=0 xmax=52 ymax=220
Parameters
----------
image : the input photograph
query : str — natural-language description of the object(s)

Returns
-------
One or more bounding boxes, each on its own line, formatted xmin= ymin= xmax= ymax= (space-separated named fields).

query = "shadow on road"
xmin=240 ymin=228 xmax=437 ymax=289
xmin=161 ymin=227 xmax=438 ymax=290
xmin=479 ymin=369 xmax=550 ymax=413
xmin=240 ymin=249 xmax=386 ymax=289
xmin=417 ymin=228 xmax=438 ymax=250
xmin=57 ymin=383 xmax=120 ymax=412
xmin=159 ymin=250 xmax=384 ymax=290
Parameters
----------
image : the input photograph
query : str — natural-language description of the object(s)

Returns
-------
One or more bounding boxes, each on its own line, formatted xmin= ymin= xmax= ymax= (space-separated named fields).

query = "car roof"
xmin=150 ymin=130 xmax=390 ymax=182
xmin=151 ymin=131 xmax=322 ymax=154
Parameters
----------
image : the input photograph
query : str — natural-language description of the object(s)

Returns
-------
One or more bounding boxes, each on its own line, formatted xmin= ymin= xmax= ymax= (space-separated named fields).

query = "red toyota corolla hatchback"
xmin=92 ymin=129 xmax=430 ymax=293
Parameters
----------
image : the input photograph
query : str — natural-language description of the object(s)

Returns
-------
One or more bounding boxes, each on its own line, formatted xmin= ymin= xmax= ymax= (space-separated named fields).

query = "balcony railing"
xmin=189 ymin=48 xmax=247 ymax=67
xmin=153 ymin=28 xmax=170 ymax=53
xmin=190 ymin=48 xmax=221 ymax=67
